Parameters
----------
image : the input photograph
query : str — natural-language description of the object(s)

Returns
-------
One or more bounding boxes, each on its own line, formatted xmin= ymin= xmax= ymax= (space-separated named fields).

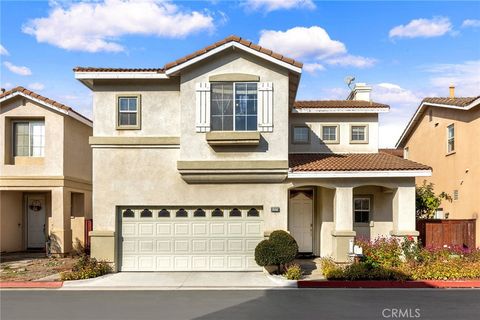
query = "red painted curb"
xmin=0 ymin=281 xmax=63 ymax=288
xmin=298 ymin=280 xmax=480 ymax=288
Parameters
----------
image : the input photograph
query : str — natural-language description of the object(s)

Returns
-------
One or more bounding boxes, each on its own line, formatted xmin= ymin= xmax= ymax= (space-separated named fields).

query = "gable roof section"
xmin=74 ymin=35 xmax=303 ymax=79
xmin=0 ymin=86 xmax=92 ymax=127
xmin=396 ymin=96 xmax=480 ymax=148
xmin=293 ymin=100 xmax=390 ymax=113
xmin=289 ymin=153 xmax=431 ymax=178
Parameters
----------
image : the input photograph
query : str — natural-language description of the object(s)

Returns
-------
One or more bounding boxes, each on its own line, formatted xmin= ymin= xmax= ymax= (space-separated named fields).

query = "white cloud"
xmin=373 ymin=83 xmax=421 ymax=105
xmin=389 ymin=17 xmax=452 ymax=38
xmin=245 ymin=0 xmax=315 ymax=12
xmin=28 ymin=82 xmax=45 ymax=91
xmin=259 ymin=26 xmax=346 ymax=60
xmin=0 ymin=44 xmax=9 ymax=56
xmin=325 ymin=55 xmax=377 ymax=68
xmin=303 ymin=63 xmax=325 ymax=73
xmin=424 ymin=60 xmax=480 ymax=96
xmin=3 ymin=62 xmax=32 ymax=76
xmin=22 ymin=0 xmax=214 ymax=53
xmin=462 ymin=19 xmax=480 ymax=28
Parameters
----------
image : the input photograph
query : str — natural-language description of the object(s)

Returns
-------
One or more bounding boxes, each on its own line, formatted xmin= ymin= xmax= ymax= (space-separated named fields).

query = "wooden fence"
xmin=416 ymin=219 xmax=476 ymax=249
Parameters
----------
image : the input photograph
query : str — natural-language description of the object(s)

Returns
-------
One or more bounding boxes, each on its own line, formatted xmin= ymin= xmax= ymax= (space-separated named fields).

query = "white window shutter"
xmin=195 ymin=82 xmax=211 ymax=132
xmin=257 ymin=82 xmax=273 ymax=132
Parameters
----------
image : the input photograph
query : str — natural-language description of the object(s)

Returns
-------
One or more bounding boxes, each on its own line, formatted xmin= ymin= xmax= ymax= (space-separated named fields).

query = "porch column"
xmin=391 ymin=184 xmax=419 ymax=239
xmin=50 ymin=187 xmax=72 ymax=254
xmin=331 ymin=187 xmax=356 ymax=262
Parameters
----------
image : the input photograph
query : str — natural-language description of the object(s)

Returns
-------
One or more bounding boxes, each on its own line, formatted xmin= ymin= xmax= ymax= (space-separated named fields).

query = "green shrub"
xmin=284 ymin=264 xmax=303 ymax=280
xmin=254 ymin=230 xmax=298 ymax=273
xmin=61 ymin=255 xmax=112 ymax=281
xmin=254 ymin=240 xmax=277 ymax=267
xmin=357 ymin=237 xmax=402 ymax=268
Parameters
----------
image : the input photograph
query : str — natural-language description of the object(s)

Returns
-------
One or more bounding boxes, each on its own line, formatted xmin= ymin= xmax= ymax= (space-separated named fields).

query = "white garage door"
xmin=119 ymin=207 xmax=264 ymax=271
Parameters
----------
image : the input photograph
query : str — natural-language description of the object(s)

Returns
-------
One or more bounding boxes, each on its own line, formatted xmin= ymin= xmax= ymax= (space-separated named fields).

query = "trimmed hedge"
xmin=255 ymin=230 xmax=298 ymax=272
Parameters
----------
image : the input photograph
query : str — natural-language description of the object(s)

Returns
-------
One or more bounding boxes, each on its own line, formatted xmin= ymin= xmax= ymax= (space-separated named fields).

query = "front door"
xmin=27 ymin=195 xmax=46 ymax=248
xmin=289 ymin=190 xmax=313 ymax=252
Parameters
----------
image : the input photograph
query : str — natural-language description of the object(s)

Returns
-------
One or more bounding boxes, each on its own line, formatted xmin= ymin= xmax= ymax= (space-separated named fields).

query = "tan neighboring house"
xmin=75 ymin=35 xmax=431 ymax=272
xmin=396 ymin=90 xmax=480 ymax=246
xmin=0 ymin=87 xmax=93 ymax=254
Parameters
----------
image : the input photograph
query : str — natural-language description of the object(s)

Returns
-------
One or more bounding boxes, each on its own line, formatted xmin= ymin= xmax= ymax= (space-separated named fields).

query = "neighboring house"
xmin=75 ymin=35 xmax=430 ymax=272
xmin=0 ymin=87 xmax=93 ymax=254
xmin=396 ymin=90 xmax=480 ymax=246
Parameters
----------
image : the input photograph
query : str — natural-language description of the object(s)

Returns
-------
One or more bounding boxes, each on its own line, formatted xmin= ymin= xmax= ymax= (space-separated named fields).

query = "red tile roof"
xmin=422 ymin=96 xmax=479 ymax=107
xmin=294 ymin=100 xmax=389 ymax=109
xmin=379 ymin=148 xmax=404 ymax=158
xmin=73 ymin=35 xmax=303 ymax=73
xmin=0 ymin=86 xmax=92 ymax=123
xmin=289 ymin=153 xmax=430 ymax=172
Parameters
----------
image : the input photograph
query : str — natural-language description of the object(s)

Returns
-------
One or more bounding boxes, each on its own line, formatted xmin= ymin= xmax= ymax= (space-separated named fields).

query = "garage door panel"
xmin=210 ymin=239 xmax=226 ymax=252
xmin=227 ymin=223 xmax=243 ymax=235
xmin=210 ymin=223 xmax=226 ymax=236
xmin=139 ymin=223 xmax=155 ymax=236
xmin=156 ymin=240 xmax=172 ymax=253
xmin=192 ymin=256 xmax=208 ymax=270
xmin=139 ymin=240 xmax=155 ymax=253
xmin=192 ymin=223 xmax=207 ymax=236
xmin=192 ymin=239 xmax=208 ymax=252
xmin=227 ymin=256 xmax=244 ymax=269
xmin=122 ymin=224 xmax=137 ymax=236
xmin=174 ymin=240 xmax=189 ymax=252
xmin=246 ymin=222 xmax=262 ymax=236
xmin=156 ymin=223 xmax=172 ymax=236
xmin=174 ymin=256 xmax=189 ymax=269
xmin=227 ymin=239 xmax=243 ymax=252
xmin=174 ymin=223 xmax=189 ymax=235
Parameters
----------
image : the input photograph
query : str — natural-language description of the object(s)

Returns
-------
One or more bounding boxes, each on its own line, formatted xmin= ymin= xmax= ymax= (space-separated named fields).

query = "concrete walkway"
xmin=62 ymin=272 xmax=294 ymax=290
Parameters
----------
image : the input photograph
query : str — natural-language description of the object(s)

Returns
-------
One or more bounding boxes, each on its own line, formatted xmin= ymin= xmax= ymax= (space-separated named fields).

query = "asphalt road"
xmin=1 ymin=289 xmax=479 ymax=320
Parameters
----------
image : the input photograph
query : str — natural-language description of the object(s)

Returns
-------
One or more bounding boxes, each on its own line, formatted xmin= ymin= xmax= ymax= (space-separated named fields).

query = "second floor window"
xmin=351 ymin=125 xmax=368 ymax=143
xmin=292 ymin=126 xmax=310 ymax=144
xmin=117 ymin=95 xmax=140 ymax=129
xmin=321 ymin=125 xmax=338 ymax=143
xmin=447 ymin=124 xmax=455 ymax=153
xmin=211 ymin=82 xmax=257 ymax=131
xmin=13 ymin=120 xmax=45 ymax=157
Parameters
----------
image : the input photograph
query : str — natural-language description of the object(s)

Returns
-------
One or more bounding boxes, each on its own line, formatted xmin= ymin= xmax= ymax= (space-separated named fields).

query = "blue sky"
xmin=1 ymin=0 xmax=479 ymax=147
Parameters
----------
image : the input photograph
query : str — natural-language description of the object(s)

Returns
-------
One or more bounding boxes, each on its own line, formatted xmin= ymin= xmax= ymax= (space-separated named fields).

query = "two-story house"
xmin=0 ymin=87 xmax=92 ymax=255
xmin=396 ymin=89 xmax=480 ymax=246
xmin=75 ymin=35 xmax=430 ymax=272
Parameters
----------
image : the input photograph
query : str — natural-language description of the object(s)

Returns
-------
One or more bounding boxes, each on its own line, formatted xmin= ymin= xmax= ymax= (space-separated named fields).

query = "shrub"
xmin=401 ymin=236 xmax=422 ymax=262
xmin=284 ymin=264 xmax=303 ymax=280
xmin=254 ymin=230 xmax=298 ymax=273
xmin=61 ymin=255 xmax=112 ymax=281
xmin=357 ymin=236 xmax=402 ymax=268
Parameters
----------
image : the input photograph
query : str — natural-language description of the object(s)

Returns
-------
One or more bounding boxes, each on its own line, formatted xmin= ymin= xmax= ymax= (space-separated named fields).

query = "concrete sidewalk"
xmin=62 ymin=272 xmax=296 ymax=290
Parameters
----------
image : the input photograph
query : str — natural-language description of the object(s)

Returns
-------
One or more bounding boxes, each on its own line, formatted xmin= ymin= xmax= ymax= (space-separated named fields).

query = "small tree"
xmin=415 ymin=181 xmax=452 ymax=219
xmin=254 ymin=230 xmax=298 ymax=273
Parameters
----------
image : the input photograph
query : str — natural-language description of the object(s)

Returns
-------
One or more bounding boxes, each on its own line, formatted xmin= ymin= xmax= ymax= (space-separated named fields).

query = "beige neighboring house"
xmin=0 ymin=87 xmax=93 ymax=254
xmin=75 ymin=35 xmax=431 ymax=272
xmin=396 ymin=89 xmax=480 ymax=246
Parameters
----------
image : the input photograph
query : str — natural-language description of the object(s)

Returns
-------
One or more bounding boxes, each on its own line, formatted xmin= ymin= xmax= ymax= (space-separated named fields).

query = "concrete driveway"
xmin=62 ymin=272 xmax=295 ymax=290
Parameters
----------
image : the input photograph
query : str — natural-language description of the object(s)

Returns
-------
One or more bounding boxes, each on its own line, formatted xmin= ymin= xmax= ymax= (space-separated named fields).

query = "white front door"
xmin=289 ymin=191 xmax=313 ymax=252
xmin=27 ymin=195 xmax=46 ymax=248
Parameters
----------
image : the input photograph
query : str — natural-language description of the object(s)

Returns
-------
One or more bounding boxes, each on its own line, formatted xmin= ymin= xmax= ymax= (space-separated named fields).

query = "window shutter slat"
xmin=257 ymin=82 xmax=273 ymax=132
xmin=195 ymin=82 xmax=211 ymax=132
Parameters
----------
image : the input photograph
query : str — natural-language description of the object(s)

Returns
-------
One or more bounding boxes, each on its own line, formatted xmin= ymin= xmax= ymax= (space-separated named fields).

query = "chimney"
xmin=348 ymin=82 xmax=372 ymax=101
xmin=0 ymin=88 xmax=5 ymax=94
xmin=449 ymin=84 xmax=455 ymax=98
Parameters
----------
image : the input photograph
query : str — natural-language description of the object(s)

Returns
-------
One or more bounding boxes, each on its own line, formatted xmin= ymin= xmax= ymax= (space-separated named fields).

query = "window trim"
xmin=210 ymin=82 xmax=258 ymax=132
xmin=291 ymin=125 xmax=310 ymax=144
xmin=116 ymin=94 xmax=141 ymax=130
xmin=446 ymin=123 xmax=455 ymax=155
xmin=353 ymin=195 xmax=372 ymax=225
xmin=349 ymin=124 xmax=369 ymax=144
xmin=12 ymin=119 xmax=45 ymax=157
xmin=320 ymin=124 xmax=340 ymax=144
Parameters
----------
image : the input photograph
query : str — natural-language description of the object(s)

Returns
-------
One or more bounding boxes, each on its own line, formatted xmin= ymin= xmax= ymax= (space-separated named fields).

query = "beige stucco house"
xmin=0 ymin=87 xmax=93 ymax=255
xmin=396 ymin=90 xmax=480 ymax=246
xmin=75 ymin=35 xmax=431 ymax=272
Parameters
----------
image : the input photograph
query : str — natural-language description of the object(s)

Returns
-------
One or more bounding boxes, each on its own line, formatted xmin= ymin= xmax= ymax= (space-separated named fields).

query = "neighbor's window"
xmin=354 ymin=197 xmax=370 ymax=223
xmin=117 ymin=95 xmax=140 ymax=129
xmin=211 ymin=82 xmax=257 ymax=131
xmin=447 ymin=124 xmax=455 ymax=153
xmin=321 ymin=125 xmax=339 ymax=143
xmin=351 ymin=125 xmax=368 ymax=143
xmin=13 ymin=120 xmax=45 ymax=157
xmin=292 ymin=126 xmax=310 ymax=144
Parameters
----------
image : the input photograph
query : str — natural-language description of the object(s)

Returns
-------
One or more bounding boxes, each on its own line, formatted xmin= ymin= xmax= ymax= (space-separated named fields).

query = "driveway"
xmin=62 ymin=271 xmax=293 ymax=289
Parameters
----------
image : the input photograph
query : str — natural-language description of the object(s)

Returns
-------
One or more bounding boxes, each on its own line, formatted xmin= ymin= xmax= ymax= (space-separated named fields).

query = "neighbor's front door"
xmin=27 ymin=195 xmax=46 ymax=248
xmin=289 ymin=191 xmax=313 ymax=252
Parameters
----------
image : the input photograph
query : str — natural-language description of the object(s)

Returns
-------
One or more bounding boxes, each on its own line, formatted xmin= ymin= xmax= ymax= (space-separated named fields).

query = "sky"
xmin=1 ymin=0 xmax=479 ymax=147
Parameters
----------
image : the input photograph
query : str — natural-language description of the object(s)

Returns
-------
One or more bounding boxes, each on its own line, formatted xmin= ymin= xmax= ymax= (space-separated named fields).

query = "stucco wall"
xmin=404 ymin=105 xmax=480 ymax=245
xmin=0 ymin=191 xmax=24 ymax=252
xmin=289 ymin=113 xmax=379 ymax=153
xmin=64 ymin=116 xmax=93 ymax=182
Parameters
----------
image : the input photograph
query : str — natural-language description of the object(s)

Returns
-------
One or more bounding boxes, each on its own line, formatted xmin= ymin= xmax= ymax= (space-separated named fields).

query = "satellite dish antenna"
xmin=344 ymin=76 xmax=355 ymax=90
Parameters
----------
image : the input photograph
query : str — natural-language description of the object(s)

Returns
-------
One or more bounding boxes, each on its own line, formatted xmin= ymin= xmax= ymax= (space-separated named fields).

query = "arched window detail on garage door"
xmin=158 ymin=209 xmax=170 ymax=217
xmin=140 ymin=209 xmax=153 ymax=218
xmin=211 ymin=208 xmax=223 ymax=217
xmin=194 ymin=208 xmax=206 ymax=217
xmin=229 ymin=208 xmax=242 ymax=217
xmin=247 ymin=208 xmax=259 ymax=217
xmin=122 ymin=208 xmax=135 ymax=218
xmin=176 ymin=208 xmax=188 ymax=217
